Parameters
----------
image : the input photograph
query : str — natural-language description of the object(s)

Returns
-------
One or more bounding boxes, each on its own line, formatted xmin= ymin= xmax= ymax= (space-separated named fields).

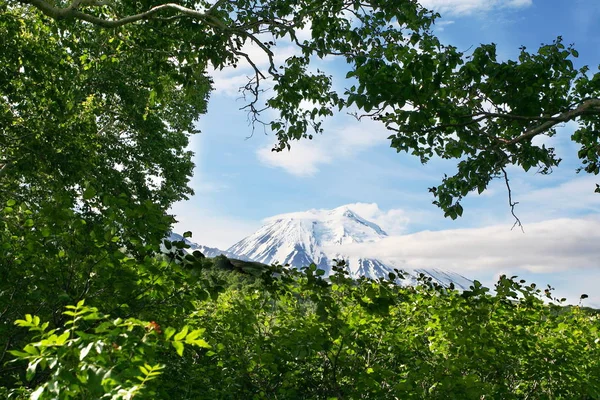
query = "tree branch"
xmin=500 ymin=166 xmax=523 ymax=232
xmin=502 ymin=98 xmax=600 ymax=145
xmin=426 ymin=98 xmax=600 ymax=145
xmin=19 ymin=0 xmax=225 ymax=29
xmin=240 ymin=31 xmax=278 ymax=76
xmin=0 ymin=162 xmax=9 ymax=178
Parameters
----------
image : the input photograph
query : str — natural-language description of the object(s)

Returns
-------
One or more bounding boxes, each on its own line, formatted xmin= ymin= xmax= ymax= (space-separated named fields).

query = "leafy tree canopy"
xmin=4 ymin=0 xmax=599 ymax=224
xmin=1 ymin=0 xmax=210 ymax=350
xmin=2 ymin=2 xmax=599 ymax=397
xmin=1 ymin=0 xmax=210 ymax=248
xmin=1 ymin=0 xmax=597 ymax=345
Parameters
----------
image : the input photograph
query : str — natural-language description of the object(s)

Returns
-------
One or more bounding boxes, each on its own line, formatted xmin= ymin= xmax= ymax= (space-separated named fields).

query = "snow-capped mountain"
xmin=169 ymin=205 xmax=473 ymax=288
xmin=227 ymin=206 xmax=388 ymax=275
xmin=225 ymin=205 xmax=473 ymax=289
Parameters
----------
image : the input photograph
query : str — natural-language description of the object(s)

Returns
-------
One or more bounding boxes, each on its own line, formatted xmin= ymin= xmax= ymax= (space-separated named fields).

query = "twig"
xmin=501 ymin=166 xmax=523 ymax=232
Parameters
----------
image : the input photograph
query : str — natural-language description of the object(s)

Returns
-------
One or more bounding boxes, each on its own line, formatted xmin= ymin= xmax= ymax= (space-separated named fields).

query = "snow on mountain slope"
xmin=168 ymin=205 xmax=473 ymax=287
xmin=227 ymin=205 xmax=391 ymax=276
xmin=226 ymin=205 xmax=473 ymax=287
xmin=412 ymin=268 xmax=473 ymax=290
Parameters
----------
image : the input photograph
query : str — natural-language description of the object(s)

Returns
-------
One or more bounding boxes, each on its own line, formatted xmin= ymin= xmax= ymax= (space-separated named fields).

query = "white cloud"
xmin=257 ymin=141 xmax=326 ymax=176
xmin=518 ymin=175 xmax=600 ymax=219
xmin=344 ymin=203 xmax=411 ymax=235
xmin=530 ymin=121 xmax=580 ymax=162
xmin=418 ymin=0 xmax=532 ymax=16
xmin=211 ymin=71 xmax=255 ymax=97
xmin=170 ymin=200 xmax=259 ymax=249
xmin=256 ymin=118 xmax=390 ymax=176
xmin=264 ymin=202 xmax=412 ymax=234
xmin=333 ymin=216 xmax=600 ymax=274
xmin=552 ymin=271 xmax=600 ymax=309
xmin=434 ymin=19 xmax=456 ymax=31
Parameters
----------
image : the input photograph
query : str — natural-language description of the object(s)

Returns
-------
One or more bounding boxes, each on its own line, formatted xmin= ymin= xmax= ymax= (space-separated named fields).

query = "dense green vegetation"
xmin=2 ymin=0 xmax=600 ymax=398
xmin=3 ymin=245 xmax=600 ymax=399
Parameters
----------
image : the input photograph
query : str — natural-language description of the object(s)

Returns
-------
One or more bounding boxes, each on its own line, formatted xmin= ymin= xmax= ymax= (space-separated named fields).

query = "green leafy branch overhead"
xmin=5 ymin=0 xmax=600 ymax=219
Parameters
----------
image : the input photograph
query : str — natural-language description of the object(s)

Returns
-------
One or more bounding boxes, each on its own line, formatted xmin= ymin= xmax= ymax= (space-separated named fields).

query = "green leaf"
xmin=31 ymin=386 xmax=44 ymax=400
xmin=189 ymin=338 xmax=211 ymax=349
xmin=174 ymin=326 xmax=189 ymax=341
xmin=79 ymin=342 xmax=94 ymax=360
xmin=23 ymin=345 xmax=39 ymax=356
xmin=83 ymin=187 xmax=96 ymax=200
xmin=164 ymin=327 xmax=176 ymax=340
xmin=56 ymin=331 xmax=70 ymax=345
xmin=172 ymin=340 xmax=184 ymax=357
xmin=184 ymin=329 xmax=202 ymax=342
xmin=26 ymin=358 xmax=41 ymax=381
xmin=8 ymin=350 xmax=31 ymax=358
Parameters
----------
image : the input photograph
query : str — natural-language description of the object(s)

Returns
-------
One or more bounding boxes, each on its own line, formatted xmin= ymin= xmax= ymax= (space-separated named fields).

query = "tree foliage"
xmin=7 ymin=258 xmax=600 ymax=399
xmin=1 ymin=0 xmax=600 ymax=397
xmin=1 ymin=0 xmax=209 ymax=243
xmin=1 ymin=0 xmax=210 ymax=369
xmin=5 ymin=0 xmax=599 ymax=218
xmin=7 ymin=300 xmax=208 ymax=399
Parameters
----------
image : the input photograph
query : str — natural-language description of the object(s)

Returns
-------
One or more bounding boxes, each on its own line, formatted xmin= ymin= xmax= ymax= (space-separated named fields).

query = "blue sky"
xmin=171 ymin=0 xmax=600 ymax=306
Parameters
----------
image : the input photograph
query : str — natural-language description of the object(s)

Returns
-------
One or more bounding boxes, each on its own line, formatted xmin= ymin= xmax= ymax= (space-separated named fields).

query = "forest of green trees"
xmin=1 ymin=0 xmax=599 ymax=398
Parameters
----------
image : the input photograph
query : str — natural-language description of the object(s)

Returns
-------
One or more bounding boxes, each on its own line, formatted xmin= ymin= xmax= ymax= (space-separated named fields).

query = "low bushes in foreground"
xmin=5 ymin=255 xmax=600 ymax=399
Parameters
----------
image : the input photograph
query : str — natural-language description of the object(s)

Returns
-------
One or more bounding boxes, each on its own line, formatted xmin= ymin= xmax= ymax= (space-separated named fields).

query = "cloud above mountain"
xmin=334 ymin=216 xmax=600 ymax=274
xmin=341 ymin=203 xmax=411 ymax=235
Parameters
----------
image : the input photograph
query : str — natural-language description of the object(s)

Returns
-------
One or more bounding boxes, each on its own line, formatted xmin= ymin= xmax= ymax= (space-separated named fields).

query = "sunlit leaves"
xmin=9 ymin=301 xmax=211 ymax=399
xmin=153 ymin=264 xmax=600 ymax=399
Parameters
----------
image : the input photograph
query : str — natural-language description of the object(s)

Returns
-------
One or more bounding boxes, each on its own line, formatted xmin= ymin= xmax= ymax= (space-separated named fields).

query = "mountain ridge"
xmin=172 ymin=204 xmax=474 ymax=289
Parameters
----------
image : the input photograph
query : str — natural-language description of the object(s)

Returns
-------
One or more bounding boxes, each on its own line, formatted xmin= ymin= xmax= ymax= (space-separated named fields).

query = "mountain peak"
xmin=331 ymin=205 xmax=388 ymax=237
xmin=226 ymin=205 xmax=389 ymax=276
xmin=175 ymin=204 xmax=473 ymax=288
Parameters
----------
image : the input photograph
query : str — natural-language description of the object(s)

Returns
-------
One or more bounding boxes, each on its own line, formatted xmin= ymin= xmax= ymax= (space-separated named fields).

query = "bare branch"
xmin=240 ymin=31 xmax=278 ymax=76
xmin=407 ymin=98 xmax=600 ymax=158
xmin=19 ymin=0 xmax=226 ymax=29
xmin=420 ymin=114 xmax=488 ymax=132
xmin=461 ymin=111 xmax=567 ymax=123
xmin=349 ymin=108 xmax=386 ymax=121
xmin=500 ymin=166 xmax=524 ymax=232
xmin=0 ymin=162 xmax=9 ymax=178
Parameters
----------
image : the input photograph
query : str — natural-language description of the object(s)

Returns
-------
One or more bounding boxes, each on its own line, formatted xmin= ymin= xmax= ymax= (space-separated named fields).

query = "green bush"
xmin=8 ymin=261 xmax=599 ymax=399
xmin=7 ymin=300 xmax=209 ymax=399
